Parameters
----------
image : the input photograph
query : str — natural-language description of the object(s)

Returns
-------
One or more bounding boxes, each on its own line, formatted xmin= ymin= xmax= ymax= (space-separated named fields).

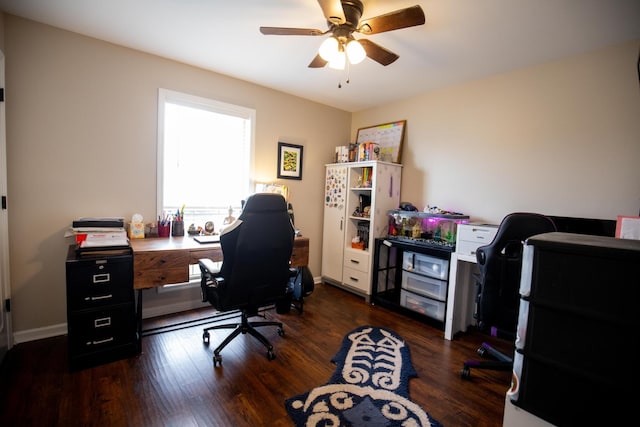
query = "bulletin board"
xmin=356 ymin=120 xmax=406 ymax=164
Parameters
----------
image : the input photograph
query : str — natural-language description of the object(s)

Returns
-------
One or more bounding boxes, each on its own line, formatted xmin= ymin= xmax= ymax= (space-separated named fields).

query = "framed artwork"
xmin=356 ymin=120 xmax=406 ymax=164
xmin=277 ymin=142 xmax=304 ymax=180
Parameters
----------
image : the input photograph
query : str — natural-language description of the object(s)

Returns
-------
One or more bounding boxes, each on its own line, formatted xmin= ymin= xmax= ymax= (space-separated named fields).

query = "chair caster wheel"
xmin=267 ymin=349 xmax=276 ymax=361
xmin=213 ymin=354 xmax=222 ymax=367
xmin=203 ymin=331 xmax=210 ymax=345
xmin=277 ymin=327 xmax=285 ymax=337
xmin=477 ymin=347 xmax=487 ymax=357
xmin=461 ymin=367 xmax=471 ymax=379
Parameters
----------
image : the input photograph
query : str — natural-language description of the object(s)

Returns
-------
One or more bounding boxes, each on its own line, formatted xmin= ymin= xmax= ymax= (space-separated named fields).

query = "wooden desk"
xmin=130 ymin=235 xmax=309 ymax=289
xmin=129 ymin=235 xmax=309 ymax=350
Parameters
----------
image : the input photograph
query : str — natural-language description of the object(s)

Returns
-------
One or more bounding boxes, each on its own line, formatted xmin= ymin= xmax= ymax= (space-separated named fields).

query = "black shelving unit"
xmin=371 ymin=237 xmax=454 ymax=330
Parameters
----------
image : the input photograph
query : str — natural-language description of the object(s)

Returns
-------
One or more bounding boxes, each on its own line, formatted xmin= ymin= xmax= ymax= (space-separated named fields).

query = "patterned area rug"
xmin=285 ymin=325 xmax=442 ymax=426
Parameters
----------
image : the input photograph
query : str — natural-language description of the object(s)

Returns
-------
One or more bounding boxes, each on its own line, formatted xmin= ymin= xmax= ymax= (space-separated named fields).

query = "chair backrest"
xmin=475 ymin=212 xmax=557 ymax=333
xmin=216 ymin=193 xmax=295 ymax=312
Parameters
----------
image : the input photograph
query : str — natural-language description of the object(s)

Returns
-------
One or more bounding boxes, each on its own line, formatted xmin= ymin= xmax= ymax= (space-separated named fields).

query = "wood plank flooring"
xmin=0 ymin=283 xmax=512 ymax=426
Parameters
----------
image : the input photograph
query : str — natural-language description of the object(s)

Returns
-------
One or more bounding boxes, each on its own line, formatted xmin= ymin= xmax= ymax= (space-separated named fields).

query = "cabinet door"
xmin=322 ymin=165 xmax=348 ymax=282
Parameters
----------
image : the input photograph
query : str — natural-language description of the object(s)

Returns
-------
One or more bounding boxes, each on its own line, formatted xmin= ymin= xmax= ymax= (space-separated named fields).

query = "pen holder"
xmin=171 ymin=220 xmax=184 ymax=237
xmin=158 ymin=223 xmax=170 ymax=238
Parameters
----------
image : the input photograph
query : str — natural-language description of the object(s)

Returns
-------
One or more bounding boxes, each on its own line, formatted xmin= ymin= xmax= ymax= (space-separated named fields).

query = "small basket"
xmin=351 ymin=241 xmax=365 ymax=250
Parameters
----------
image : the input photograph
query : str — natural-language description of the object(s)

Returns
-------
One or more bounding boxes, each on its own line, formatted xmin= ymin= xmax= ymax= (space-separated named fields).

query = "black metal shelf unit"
xmin=371 ymin=237 xmax=454 ymax=330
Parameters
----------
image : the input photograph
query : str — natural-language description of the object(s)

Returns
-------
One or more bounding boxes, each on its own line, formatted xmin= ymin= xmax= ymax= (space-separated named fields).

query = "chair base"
xmin=291 ymin=296 xmax=304 ymax=313
xmin=460 ymin=342 xmax=513 ymax=379
xmin=202 ymin=310 xmax=284 ymax=366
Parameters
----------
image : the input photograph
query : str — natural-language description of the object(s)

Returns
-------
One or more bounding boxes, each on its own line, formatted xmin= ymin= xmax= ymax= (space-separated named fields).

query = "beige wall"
xmin=353 ymin=40 xmax=640 ymax=224
xmin=4 ymin=13 xmax=640 ymax=339
xmin=3 ymin=15 xmax=350 ymax=336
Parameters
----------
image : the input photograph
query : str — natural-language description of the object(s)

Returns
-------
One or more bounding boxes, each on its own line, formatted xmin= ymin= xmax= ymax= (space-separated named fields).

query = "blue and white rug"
xmin=285 ymin=325 xmax=442 ymax=426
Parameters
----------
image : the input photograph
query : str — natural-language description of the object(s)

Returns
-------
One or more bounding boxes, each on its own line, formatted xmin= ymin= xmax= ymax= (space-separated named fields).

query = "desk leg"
xmin=136 ymin=289 xmax=143 ymax=354
xmin=445 ymin=255 xmax=480 ymax=340
xmin=445 ymin=254 xmax=460 ymax=340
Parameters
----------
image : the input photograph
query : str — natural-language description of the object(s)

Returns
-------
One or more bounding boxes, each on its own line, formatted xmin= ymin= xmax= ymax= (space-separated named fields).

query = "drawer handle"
xmin=90 ymin=294 xmax=113 ymax=301
xmin=349 ymin=276 xmax=359 ymax=282
xmin=472 ymin=228 xmax=492 ymax=233
xmin=94 ymin=317 xmax=112 ymax=328
xmin=89 ymin=337 xmax=114 ymax=345
xmin=93 ymin=273 xmax=110 ymax=283
xmin=349 ymin=259 xmax=360 ymax=264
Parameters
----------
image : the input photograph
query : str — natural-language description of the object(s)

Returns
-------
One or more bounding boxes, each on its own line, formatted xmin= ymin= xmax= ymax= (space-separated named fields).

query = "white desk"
xmin=444 ymin=223 xmax=498 ymax=340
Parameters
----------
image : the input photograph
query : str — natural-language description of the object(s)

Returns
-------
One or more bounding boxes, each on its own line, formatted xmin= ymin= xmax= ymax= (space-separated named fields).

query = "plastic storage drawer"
xmin=400 ymin=289 xmax=446 ymax=321
xmin=401 ymin=270 xmax=447 ymax=301
xmin=402 ymin=251 xmax=449 ymax=280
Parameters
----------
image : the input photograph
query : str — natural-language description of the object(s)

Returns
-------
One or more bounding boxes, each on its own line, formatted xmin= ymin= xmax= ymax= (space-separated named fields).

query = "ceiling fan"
xmin=260 ymin=0 xmax=426 ymax=69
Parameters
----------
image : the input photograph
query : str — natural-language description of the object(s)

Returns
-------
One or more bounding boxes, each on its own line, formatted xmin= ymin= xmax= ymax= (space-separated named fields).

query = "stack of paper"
xmin=65 ymin=217 xmax=129 ymax=247
xmin=80 ymin=230 xmax=129 ymax=248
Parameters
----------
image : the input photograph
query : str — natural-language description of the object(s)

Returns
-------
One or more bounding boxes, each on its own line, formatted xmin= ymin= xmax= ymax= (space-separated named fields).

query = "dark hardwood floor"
xmin=0 ymin=283 xmax=512 ymax=426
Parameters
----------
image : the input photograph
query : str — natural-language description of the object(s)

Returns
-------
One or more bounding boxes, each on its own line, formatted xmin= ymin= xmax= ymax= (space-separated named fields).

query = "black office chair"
xmin=198 ymin=193 xmax=296 ymax=366
xmin=461 ymin=212 xmax=556 ymax=379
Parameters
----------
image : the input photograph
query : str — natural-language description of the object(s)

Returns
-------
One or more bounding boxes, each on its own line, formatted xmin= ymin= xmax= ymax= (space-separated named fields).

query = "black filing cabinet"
xmin=65 ymin=245 xmax=137 ymax=370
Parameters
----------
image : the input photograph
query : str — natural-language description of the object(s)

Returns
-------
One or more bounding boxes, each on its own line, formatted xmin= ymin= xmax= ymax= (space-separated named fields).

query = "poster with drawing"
xmin=356 ymin=120 xmax=406 ymax=164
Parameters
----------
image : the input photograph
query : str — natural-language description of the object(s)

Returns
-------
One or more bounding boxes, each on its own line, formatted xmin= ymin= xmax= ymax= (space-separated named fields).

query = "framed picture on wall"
xmin=277 ymin=142 xmax=303 ymax=180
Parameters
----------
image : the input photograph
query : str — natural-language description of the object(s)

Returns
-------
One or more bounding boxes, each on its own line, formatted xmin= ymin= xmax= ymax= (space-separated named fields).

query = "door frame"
xmin=0 ymin=49 xmax=13 ymax=361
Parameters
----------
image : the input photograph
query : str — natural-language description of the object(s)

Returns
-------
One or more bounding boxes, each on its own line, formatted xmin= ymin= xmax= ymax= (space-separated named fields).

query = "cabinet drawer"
xmin=342 ymin=267 xmax=370 ymax=293
xmin=456 ymin=224 xmax=498 ymax=256
xmin=133 ymin=250 xmax=189 ymax=288
xmin=400 ymin=290 xmax=446 ymax=321
xmin=456 ymin=240 xmax=485 ymax=258
xmin=66 ymin=256 xmax=133 ymax=310
xmin=67 ymin=303 xmax=136 ymax=354
xmin=401 ymin=270 xmax=447 ymax=301
xmin=402 ymin=252 xmax=449 ymax=280
xmin=343 ymin=249 xmax=370 ymax=274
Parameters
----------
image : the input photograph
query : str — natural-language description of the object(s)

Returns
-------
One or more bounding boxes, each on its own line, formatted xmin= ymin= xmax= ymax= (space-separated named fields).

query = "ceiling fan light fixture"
xmin=346 ymin=39 xmax=366 ymax=64
xmin=328 ymin=50 xmax=346 ymax=70
xmin=319 ymin=36 xmax=339 ymax=61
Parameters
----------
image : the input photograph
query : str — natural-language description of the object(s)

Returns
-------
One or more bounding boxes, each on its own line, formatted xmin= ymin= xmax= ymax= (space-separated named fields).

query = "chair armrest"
xmin=198 ymin=258 xmax=220 ymax=275
xmin=476 ymin=247 xmax=487 ymax=265
xmin=199 ymin=258 xmax=224 ymax=303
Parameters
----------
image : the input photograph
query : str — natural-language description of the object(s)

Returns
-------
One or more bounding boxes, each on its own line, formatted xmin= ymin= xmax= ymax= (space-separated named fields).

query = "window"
xmin=157 ymin=88 xmax=255 ymax=232
xmin=157 ymin=89 xmax=255 ymax=288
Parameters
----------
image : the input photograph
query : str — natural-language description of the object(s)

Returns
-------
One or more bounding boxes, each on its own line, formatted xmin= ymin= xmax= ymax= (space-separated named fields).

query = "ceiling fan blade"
xmin=317 ymin=0 xmax=346 ymax=25
xmin=358 ymin=39 xmax=399 ymax=66
xmin=260 ymin=27 xmax=325 ymax=36
xmin=357 ymin=5 xmax=425 ymax=35
xmin=308 ymin=54 xmax=328 ymax=68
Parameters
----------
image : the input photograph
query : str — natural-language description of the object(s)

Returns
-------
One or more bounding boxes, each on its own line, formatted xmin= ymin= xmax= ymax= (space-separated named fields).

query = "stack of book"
xmin=68 ymin=217 xmax=129 ymax=248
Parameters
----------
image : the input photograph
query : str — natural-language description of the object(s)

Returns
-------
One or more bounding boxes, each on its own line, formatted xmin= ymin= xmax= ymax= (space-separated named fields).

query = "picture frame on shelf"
xmin=277 ymin=142 xmax=303 ymax=180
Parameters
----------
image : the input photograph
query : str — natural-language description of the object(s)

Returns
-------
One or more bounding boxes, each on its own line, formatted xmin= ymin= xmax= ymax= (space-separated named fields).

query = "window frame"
xmin=156 ymin=88 xmax=256 ymax=226
xmin=156 ymin=88 xmax=256 ymax=290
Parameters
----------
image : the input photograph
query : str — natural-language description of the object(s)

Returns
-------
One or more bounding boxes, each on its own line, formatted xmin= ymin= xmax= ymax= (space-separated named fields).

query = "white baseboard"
xmin=13 ymin=322 xmax=68 ymax=344
xmin=12 ymin=276 xmax=323 ymax=344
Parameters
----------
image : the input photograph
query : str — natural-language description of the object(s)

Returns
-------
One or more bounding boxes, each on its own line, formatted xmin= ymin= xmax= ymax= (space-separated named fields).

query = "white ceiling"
xmin=1 ymin=0 xmax=639 ymax=112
